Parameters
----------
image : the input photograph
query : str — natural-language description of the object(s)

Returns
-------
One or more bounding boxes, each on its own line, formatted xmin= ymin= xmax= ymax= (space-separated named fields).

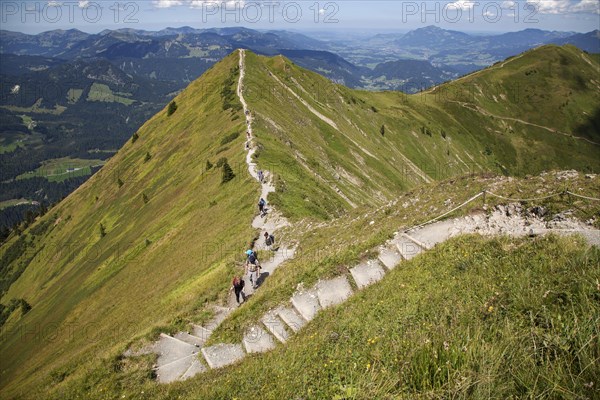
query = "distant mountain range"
xmin=333 ymin=26 xmax=599 ymax=74
xmin=2 ymin=26 xmax=598 ymax=88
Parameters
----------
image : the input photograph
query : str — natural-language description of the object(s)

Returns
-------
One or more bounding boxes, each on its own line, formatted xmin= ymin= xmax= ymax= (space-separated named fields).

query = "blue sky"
xmin=2 ymin=1 xmax=599 ymax=34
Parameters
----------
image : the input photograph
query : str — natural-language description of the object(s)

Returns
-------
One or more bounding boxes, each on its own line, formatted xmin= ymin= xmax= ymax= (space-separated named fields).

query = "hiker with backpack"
xmin=245 ymin=249 xmax=261 ymax=289
xmin=257 ymin=170 xmax=264 ymax=183
xmin=258 ymin=198 xmax=266 ymax=216
xmin=264 ymin=232 xmax=275 ymax=250
xmin=230 ymin=276 xmax=246 ymax=305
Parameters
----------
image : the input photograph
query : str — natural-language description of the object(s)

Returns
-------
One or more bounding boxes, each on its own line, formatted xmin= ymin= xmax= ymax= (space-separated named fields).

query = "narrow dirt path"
xmin=131 ymin=50 xmax=297 ymax=383
xmin=447 ymin=100 xmax=600 ymax=146
xmin=237 ymin=49 xmax=296 ymax=297
xmin=425 ymin=51 xmax=528 ymax=95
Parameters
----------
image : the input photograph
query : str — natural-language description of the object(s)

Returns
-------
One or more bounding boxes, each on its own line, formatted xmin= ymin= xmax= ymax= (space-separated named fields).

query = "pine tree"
xmin=131 ymin=132 xmax=139 ymax=143
xmin=221 ymin=162 xmax=235 ymax=183
xmin=380 ymin=124 xmax=385 ymax=136
xmin=142 ymin=193 xmax=149 ymax=204
xmin=206 ymin=160 xmax=213 ymax=171
xmin=167 ymin=101 xmax=177 ymax=116
xmin=99 ymin=223 xmax=106 ymax=238
xmin=144 ymin=152 xmax=151 ymax=162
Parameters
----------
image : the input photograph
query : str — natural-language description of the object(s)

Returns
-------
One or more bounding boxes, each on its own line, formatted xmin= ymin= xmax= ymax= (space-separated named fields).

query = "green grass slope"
xmin=0 ymin=51 xmax=258 ymax=396
xmin=243 ymin=45 xmax=599 ymax=220
xmin=36 ymin=172 xmax=600 ymax=399
xmin=424 ymin=45 xmax=600 ymax=173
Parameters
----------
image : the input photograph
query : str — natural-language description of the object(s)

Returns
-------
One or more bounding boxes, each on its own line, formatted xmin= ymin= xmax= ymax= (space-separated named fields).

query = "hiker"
xmin=245 ymin=250 xmax=261 ymax=289
xmin=258 ymin=198 xmax=266 ymax=215
xmin=257 ymin=170 xmax=264 ymax=182
xmin=230 ymin=276 xmax=246 ymax=304
xmin=246 ymin=131 xmax=251 ymax=139
xmin=264 ymin=232 xmax=275 ymax=249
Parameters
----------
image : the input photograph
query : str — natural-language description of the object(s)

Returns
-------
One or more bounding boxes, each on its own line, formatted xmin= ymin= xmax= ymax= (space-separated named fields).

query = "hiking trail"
xmin=127 ymin=49 xmax=296 ymax=383
xmin=448 ymin=100 xmax=600 ymax=146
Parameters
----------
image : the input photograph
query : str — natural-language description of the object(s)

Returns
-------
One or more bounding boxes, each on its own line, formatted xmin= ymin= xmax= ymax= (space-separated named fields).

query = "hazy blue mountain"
xmin=552 ymin=30 xmax=600 ymax=53
xmin=366 ymin=59 xmax=456 ymax=91
xmin=396 ymin=25 xmax=477 ymax=48
xmin=0 ymin=29 xmax=89 ymax=56
xmin=276 ymin=49 xmax=369 ymax=87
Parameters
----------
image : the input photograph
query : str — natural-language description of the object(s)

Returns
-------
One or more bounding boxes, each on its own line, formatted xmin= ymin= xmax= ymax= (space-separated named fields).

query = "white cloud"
xmin=46 ymin=1 xmax=62 ymax=7
xmin=526 ymin=0 xmax=600 ymax=15
xmin=153 ymin=0 xmax=184 ymax=8
xmin=78 ymin=0 xmax=90 ymax=8
xmin=525 ymin=0 xmax=571 ymax=15
xmin=189 ymin=1 xmax=245 ymax=8
xmin=319 ymin=8 xmax=325 ymax=15
xmin=571 ymin=0 xmax=600 ymax=14
xmin=189 ymin=0 xmax=219 ymax=8
xmin=446 ymin=0 xmax=477 ymax=10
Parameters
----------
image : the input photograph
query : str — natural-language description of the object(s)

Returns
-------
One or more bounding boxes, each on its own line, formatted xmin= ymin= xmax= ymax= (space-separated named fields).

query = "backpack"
xmin=258 ymin=199 xmax=265 ymax=207
xmin=248 ymin=254 xmax=257 ymax=264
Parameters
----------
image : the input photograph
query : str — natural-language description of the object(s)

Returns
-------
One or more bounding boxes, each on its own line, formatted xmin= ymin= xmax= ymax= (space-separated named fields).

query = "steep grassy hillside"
xmin=243 ymin=45 xmax=599 ymax=220
xmin=30 ymin=172 xmax=600 ymax=399
xmin=1 ymin=45 xmax=599 ymax=398
xmin=0 ymin=51 xmax=259 ymax=396
xmin=426 ymin=45 xmax=600 ymax=169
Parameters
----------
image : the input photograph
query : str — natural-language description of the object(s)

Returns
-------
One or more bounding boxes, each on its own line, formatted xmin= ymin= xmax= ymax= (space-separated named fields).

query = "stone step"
xmin=378 ymin=246 xmax=403 ymax=269
xmin=261 ymin=310 xmax=290 ymax=343
xmin=242 ymin=325 xmax=277 ymax=353
xmin=173 ymin=331 xmax=205 ymax=348
xmin=291 ymin=287 xmax=322 ymax=322
xmin=394 ymin=234 xmax=424 ymax=261
xmin=276 ymin=306 xmax=306 ymax=333
xmin=201 ymin=343 xmax=246 ymax=369
xmin=179 ymin=358 xmax=207 ymax=381
xmin=205 ymin=306 xmax=234 ymax=330
xmin=316 ymin=276 xmax=353 ymax=308
xmin=191 ymin=324 xmax=212 ymax=341
xmin=259 ymin=246 xmax=297 ymax=274
xmin=406 ymin=220 xmax=455 ymax=249
xmin=155 ymin=353 xmax=196 ymax=384
xmin=155 ymin=333 xmax=200 ymax=367
xmin=350 ymin=260 xmax=386 ymax=289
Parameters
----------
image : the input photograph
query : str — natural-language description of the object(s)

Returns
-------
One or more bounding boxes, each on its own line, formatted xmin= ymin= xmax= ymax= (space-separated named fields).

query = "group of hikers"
xmin=231 ymin=117 xmax=276 ymax=305
xmin=230 ymin=230 xmax=276 ymax=305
